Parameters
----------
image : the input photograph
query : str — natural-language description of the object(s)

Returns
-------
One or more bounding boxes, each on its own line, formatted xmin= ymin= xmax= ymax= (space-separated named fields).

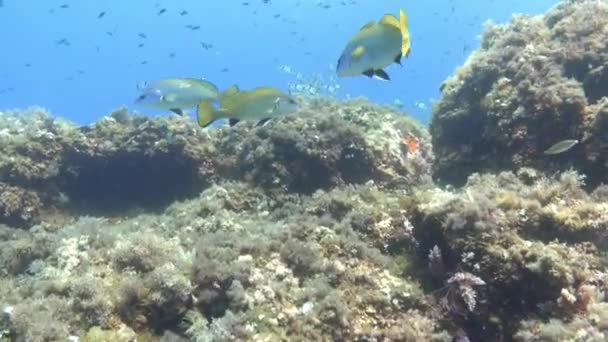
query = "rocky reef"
xmin=0 ymin=98 xmax=444 ymax=341
xmin=2 ymin=0 xmax=608 ymax=341
xmin=0 ymin=99 xmax=430 ymax=228
xmin=411 ymin=169 xmax=608 ymax=340
xmin=431 ymin=0 xmax=608 ymax=187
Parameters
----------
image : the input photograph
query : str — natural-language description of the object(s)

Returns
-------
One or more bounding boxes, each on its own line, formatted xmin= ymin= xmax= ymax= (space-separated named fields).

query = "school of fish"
xmin=132 ymin=7 xmax=577 ymax=158
xmin=134 ymin=8 xmax=412 ymax=128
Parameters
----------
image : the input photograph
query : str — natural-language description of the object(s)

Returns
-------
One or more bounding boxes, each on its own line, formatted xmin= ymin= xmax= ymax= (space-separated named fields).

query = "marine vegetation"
xmin=411 ymin=169 xmax=608 ymax=340
xmin=2 ymin=0 xmax=608 ymax=341
xmin=0 ymin=97 xmax=443 ymax=341
xmin=431 ymin=0 xmax=608 ymax=187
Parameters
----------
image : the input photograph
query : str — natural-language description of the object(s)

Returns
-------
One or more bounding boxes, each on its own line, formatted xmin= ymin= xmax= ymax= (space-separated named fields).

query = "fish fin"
xmin=399 ymin=9 xmax=411 ymax=56
xmin=394 ymin=53 xmax=402 ymax=65
xmin=362 ymin=69 xmax=375 ymax=78
xmin=351 ymin=45 xmax=365 ymax=59
xmin=170 ymin=108 xmax=184 ymax=116
xmin=221 ymin=85 xmax=240 ymax=99
xmin=360 ymin=21 xmax=375 ymax=30
xmin=197 ymin=101 xmax=218 ymax=128
xmin=374 ymin=69 xmax=390 ymax=81
xmin=256 ymin=118 xmax=271 ymax=127
xmin=379 ymin=14 xmax=400 ymax=29
xmin=229 ymin=118 xmax=240 ymax=127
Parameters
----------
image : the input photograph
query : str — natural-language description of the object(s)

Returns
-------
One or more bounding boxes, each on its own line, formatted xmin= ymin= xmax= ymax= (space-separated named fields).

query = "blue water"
xmin=0 ymin=0 xmax=557 ymax=125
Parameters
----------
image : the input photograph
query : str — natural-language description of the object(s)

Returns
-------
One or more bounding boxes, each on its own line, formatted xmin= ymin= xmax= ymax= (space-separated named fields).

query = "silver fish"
xmin=543 ymin=139 xmax=579 ymax=155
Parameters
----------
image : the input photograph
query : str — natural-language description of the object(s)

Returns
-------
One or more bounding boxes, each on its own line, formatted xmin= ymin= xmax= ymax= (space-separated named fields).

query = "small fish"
xmin=56 ymin=38 xmax=70 ymax=46
xmin=0 ymin=0 xmax=4 ymax=7
xmin=97 ymin=11 xmax=105 ymax=18
xmin=185 ymin=24 xmax=200 ymax=30
xmin=138 ymin=43 xmax=145 ymax=48
xmin=179 ymin=10 xmax=188 ymax=16
xmin=543 ymin=139 xmax=579 ymax=155
xmin=157 ymin=8 xmax=166 ymax=15
xmin=135 ymin=78 xmax=220 ymax=116
xmin=138 ymin=33 xmax=147 ymax=39
xmin=197 ymin=85 xmax=298 ymax=127
xmin=200 ymin=42 xmax=213 ymax=49
xmin=336 ymin=8 xmax=410 ymax=81
xmin=60 ymin=4 xmax=69 ymax=9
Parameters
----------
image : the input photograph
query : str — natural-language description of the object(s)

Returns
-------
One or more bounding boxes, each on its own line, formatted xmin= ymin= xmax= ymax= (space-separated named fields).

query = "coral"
xmin=431 ymin=0 xmax=608 ymax=186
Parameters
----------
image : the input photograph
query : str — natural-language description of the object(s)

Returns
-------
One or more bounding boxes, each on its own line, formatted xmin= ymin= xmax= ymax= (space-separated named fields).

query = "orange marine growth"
xmin=402 ymin=133 xmax=419 ymax=154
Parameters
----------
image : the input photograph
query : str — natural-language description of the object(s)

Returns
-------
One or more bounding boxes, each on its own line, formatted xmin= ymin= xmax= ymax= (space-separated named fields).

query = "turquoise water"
xmin=1 ymin=0 xmax=557 ymax=124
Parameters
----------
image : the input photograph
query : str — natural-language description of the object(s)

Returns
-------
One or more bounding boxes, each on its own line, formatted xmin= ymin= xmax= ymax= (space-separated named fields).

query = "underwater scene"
xmin=2 ymin=0 xmax=608 ymax=341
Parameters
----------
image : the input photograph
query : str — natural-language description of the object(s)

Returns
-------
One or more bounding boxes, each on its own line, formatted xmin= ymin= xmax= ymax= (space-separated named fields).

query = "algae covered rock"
xmin=431 ymin=0 xmax=608 ymax=186
xmin=0 ymin=107 xmax=216 ymax=225
xmin=0 ymin=98 xmax=430 ymax=228
xmin=213 ymin=97 xmax=433 ymax=194
xmin=0 ymin=179 xmax=449 ymax=341
xmin=411 ymin=169 xmax=608 ymax=340
xmin=0 ymin=98 xmax=449 ymax=340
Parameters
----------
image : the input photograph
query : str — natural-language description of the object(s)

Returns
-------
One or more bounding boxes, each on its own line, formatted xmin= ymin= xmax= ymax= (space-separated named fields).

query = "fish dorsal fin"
xmin=359 ymin=21 xmax=375 ymax=31
xmin=379 ymin=14 xmax=400 ymax=30
xmin=351 ymin=45 xmax=365 ymax=59
xmin=252 ymin=87 xmax=282 ymax=97
xmin=222 ymin=85 xmax=240 ymax=99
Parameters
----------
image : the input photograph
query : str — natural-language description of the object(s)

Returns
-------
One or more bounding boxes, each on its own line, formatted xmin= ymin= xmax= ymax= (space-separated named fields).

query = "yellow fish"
xmin=197 ymin=85 xmax=298 ymax=127
xmin=336 ymin=9 xmax=410 ymax=81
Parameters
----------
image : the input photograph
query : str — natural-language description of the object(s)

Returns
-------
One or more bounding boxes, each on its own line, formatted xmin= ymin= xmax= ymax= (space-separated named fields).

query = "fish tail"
xmin=197 ymin=101 xmax=219 ymax=127
xmin=399 ymin=9 xmax=410 ymax=56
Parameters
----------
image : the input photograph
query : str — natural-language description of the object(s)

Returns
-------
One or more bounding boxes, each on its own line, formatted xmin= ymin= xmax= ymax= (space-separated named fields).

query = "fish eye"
xmin=136 ymin=94 xmax=146 ymax=101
